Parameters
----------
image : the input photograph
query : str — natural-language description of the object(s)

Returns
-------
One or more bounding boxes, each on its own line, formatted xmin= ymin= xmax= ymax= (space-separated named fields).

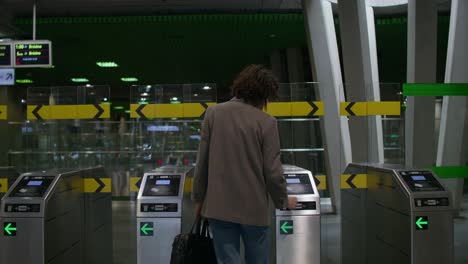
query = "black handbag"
xmin=170 ymin=216 xmax=217 ymax=264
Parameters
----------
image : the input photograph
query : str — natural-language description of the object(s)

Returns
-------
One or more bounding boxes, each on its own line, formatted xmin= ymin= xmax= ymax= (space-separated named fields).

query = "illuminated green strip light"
xmin=71 ymin=78 xmax=89 ymax=83
xmin=97 ymin=62 xmax=118 ymax=68
xmin=114 ymin=106 xmax=124 ymax=110
xmin=16 ymin=79 xmax=33 ymax=84
xmin=432 ymin=166 xmax=468 ymax=179
xmin=403 ymin=83 xmax=468 ymax=96
xmin=121 ymin=77 xmax=138 ymax=82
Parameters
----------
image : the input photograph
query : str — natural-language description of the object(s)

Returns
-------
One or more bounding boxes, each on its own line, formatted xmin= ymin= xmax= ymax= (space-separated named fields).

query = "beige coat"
xmin=191 ymin=97 xmax=288 ymax=226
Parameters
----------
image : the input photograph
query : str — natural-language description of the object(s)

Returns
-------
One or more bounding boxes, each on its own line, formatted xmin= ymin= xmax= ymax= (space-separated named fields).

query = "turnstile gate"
xmin=342 ymin=163 xmax=454 ymax=264
xmin=0 ymin=167 xmax=113 ymax=264
xmin=0 ymin=169 xmax=84 ymax=264
xmin=275 ymin=165 xmax=321 ymax=264
xmin=136 ymin=166 xmax=193 ymax=264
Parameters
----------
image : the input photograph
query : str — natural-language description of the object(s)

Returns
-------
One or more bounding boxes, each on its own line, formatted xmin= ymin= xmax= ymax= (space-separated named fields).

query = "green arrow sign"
xmin=280 ymin=220 xmax=293 ymax=235
xmin=140 ymin=222 xmax=154 ymax=236
xmin=415 ymin=216 xmax=428 ymax=230
xmin=4 ymin=222 xmax=17 ymax=236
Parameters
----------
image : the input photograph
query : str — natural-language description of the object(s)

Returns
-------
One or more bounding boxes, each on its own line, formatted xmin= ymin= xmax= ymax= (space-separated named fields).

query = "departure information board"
xmin=14 ymin=40 xmax=52 ymax=67
xmin=0 ymin=44 xmax=12 ymax=67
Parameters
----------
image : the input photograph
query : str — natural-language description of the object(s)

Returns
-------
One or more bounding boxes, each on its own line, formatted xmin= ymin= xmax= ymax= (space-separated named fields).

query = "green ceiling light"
xmin=121 ymin=77 xmax=138 ymax=82
xmin=125 ymin=110 xmax=131 ymax=113
xmin=114 ymin=106 xmax=124 ymax=110
xmin=71 ymin=78 xmax=89 ymax=83
xmin=16 ymin=79 xmax=33 ymax=84
xmin=170 ymin=100 xmax=181 ymax=104
xmin=96 ymin=61 xmax=119 ymax=68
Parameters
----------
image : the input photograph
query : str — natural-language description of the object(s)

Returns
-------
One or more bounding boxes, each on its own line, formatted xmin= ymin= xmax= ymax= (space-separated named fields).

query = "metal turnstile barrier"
xmin=0 ymin=167 xmax=113 ymax=264
xmin=0 ymin=169 xmax=84 ymax=264
xmin=275 ymin=165 xmax=321 ymax=264
xmin=342 ymin=163 xmax=454 ymax=264
xmin=136 ymin=166 xmax=194 ymax=264
xmin=82 ymin=166 xmax=113 ymax=264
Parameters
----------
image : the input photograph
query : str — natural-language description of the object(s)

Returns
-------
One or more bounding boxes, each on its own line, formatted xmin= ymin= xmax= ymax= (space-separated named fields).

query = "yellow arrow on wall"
xmin=27 ymin=104 xmax=110 ymax=120
xmin=341 ymin=174 xmax=368 ymax=189
xmin=130 ymin=103 xmax=214 ymax=119
xmin=340 ymin=101 xmax=400 ymax=116
xmin=0 ymin=105 xmax=7 ymax=120
xmin=130 ymin=176 xmax=142 ymax=193
xmin=267 ymin=101 xmax=324 ymax=117
xmin=0 ymin=178 xmax=8 ymax=193
xmin=314 ymin=175 xmax=327 ymax=190
xmin=84 ymin=177 xmax=112 ymax=193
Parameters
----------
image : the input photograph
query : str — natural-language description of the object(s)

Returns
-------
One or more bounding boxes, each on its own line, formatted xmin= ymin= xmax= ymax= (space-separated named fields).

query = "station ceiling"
xmin=10 ymin=13 xmax=308 ymax=94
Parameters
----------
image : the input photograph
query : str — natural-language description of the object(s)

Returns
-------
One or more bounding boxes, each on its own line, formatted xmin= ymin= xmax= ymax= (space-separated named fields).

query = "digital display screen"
xmin=285 ymin=174 xmax=314 ymax=194
xmin=143 ymin=175 xmax=181 ymax=196
xmin=10 ymin=176 xmax=55 ymax=197
xmin=27 ymin=180 xmax=43 ymax=186
xmin=0 ymin=44 xmax=12 ymax=67
xmin=286 ymin=178 xmax=301 ymax=184
xmin=14 ymin=41 xmax=52 ymax=67
xmin=411 ymin=175 xmax=426 ymax=181
xmin=156 ymin=180 xmax=170 ymax=185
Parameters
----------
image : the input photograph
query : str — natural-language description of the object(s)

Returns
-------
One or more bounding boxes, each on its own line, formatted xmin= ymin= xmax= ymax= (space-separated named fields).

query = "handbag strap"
xmin=190 ymin=215 xmax=202 ymax=235
xmin=201 ymin=218 xmax=212 ymax=238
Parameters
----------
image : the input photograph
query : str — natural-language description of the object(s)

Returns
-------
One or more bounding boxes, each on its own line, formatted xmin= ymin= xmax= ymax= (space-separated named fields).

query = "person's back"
xmin=192 ymin=64 xmax=298 ymax=264
xmin=199 ymin=98 xmax=283 ymax=226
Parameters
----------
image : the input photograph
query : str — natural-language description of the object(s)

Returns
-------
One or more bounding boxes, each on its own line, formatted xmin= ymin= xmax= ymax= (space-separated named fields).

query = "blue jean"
xmin=208 ymin=218 xmax=270 ymax=264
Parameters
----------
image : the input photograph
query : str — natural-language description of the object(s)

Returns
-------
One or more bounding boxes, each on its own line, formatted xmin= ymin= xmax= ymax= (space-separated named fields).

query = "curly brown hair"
xmin=231 ymin=64 xmax=279 ymax=109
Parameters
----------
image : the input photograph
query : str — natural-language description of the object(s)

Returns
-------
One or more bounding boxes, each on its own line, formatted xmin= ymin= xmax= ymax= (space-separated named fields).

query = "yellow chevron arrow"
xmin=314 ymin=175 xmax=327 ymax=190
xmin=340 ymin=101 xmax=401 ymax=116
xmin=267 ymin=101 xmax=324 ymax=117
xmin=0 ymin=178 xmax=8 ymax=192
xmin=0 ymin=105 xmax=7 ymax=120
xmin=341 ymin=174 xmax=368 ymax=189
xmin=27 ymin=104 xmax=110 ymax=120
xmin=84 ymin=178 xmax=112 ymax=193
xmin=131 ymin=103 xmax=214 ymax=119
xmin=130 ymin=177 xmax=141 ymax=192
xmin=184 ymin=177 xmax=193 ymax=193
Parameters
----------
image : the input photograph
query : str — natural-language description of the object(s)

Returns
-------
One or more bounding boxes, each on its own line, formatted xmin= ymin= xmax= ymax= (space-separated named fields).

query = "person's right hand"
xmin=287 ymin=196 xmax=299 ymax=210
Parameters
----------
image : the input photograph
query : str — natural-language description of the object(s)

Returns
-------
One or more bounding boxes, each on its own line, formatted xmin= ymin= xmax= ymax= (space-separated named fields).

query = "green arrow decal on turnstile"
xmin=415 ymin=216 xmax=428 ymax=230
xmin=4 ymin=222 xmax=17 ymax=236
xmin=280 ymin=221 xmax=293 ymax=234
xmin=141 ymin=223 xmax=154 ymax=235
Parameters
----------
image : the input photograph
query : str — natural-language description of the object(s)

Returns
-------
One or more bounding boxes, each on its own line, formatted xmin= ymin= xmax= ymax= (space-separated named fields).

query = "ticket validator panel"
xmin=0 ymin=170 xmax=84 ymax=264
xmin=275 ymin=165 xmax=320 ymax=264
xmin=137 ymin=168 xmax=188 ymax=264
xmin=342 ymin=164 xmax=453 ymax=264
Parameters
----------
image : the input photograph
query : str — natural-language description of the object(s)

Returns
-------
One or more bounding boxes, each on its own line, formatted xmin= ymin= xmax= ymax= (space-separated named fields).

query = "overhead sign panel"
xmin=0 ymin=43 xmax=13 ymax=67
xmin=0 ymin=68 xmax=14 ymax=85
xmin=14 ymin=40 xmax=52 ymax=68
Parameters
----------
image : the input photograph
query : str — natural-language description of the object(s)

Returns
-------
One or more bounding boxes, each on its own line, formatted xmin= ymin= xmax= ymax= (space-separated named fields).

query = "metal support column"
xmin=405 ymin=0 xmax=438 ymax=168
xmin=303 ymin=0 xmax=352 ymax=213
xmin=437 ymin=0 xmax=468 ymax=212
xmin=338 ymin=0 xmax=384 ymax=163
